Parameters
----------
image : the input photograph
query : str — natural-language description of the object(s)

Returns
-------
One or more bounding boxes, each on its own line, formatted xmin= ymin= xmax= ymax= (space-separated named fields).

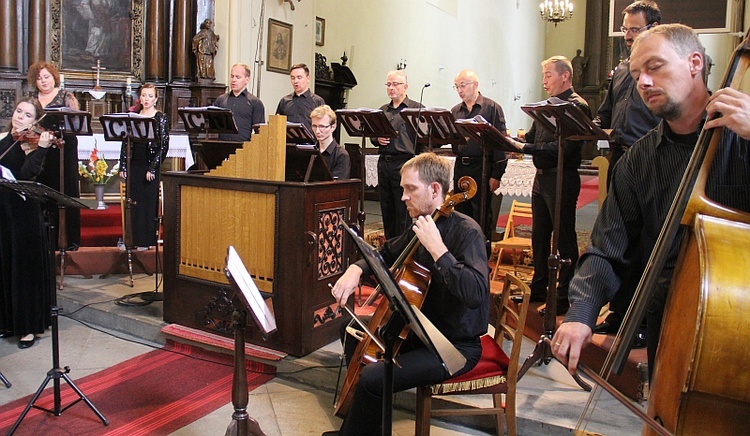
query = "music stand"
xmin=284 ymin=123 xmax=333 ymax=182
xmin=336 ymin=109 xmax=397 ymax=234
xmin=41 ymin=108 xmax=95 ymax=288
xmin=98 ymin=113 xmax=157 ymax=287
xmin=342 ymin=222 xmax=466 ymax=436
xmin=0 ymin=180 xmax=108 ymax=434
xmin=178 ymin=106 xmax=240 ymax=170
xmin=400 ymin=108 xmax=464 ymax=151
xmin=515 ymin=98 xmax=607 ymax=390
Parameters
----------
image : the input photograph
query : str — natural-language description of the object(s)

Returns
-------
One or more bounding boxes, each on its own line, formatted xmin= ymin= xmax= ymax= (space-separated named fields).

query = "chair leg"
xmin=415 ymin=386 xmax=432 ymax=436
xmin=492 ymin=393 xmax=507 ymax=436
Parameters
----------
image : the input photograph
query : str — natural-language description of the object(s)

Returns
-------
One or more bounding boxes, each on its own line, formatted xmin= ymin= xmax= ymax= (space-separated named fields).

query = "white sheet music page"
xmin=226 ymin=246 xmax=277 ymax=336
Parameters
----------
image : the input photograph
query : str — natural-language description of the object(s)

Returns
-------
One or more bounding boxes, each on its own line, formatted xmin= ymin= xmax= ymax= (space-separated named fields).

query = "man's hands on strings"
xmin=704 ymin=87 xmax=750 ymax=140
xmin=551 ymin=321 xmax=593 ymax=375
xmin=412 ymin=214 xmax=448 ymax=261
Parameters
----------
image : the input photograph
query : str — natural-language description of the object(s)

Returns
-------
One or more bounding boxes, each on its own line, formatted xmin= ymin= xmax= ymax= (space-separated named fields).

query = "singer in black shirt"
xmin=450 ymin=70 xmax=508 ymax=242
xmin=371 ymin=70 xmax=424 ymax=239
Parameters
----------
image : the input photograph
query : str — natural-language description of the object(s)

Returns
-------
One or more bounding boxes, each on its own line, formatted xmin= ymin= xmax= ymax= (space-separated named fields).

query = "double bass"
xmin=334 ymin=176 xmax=477 ymax=417
xmin=576 ymin=30 xmax=750 ymax=435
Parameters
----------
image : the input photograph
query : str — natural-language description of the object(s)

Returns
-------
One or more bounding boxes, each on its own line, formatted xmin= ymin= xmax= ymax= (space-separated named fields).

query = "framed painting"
xmin=50 ymin=0 xmax=144 ymax=81
xmin=315 ymin=17 xmax=326 ymax=47
xmin=267 ymin=19 xmax=294 ymax=74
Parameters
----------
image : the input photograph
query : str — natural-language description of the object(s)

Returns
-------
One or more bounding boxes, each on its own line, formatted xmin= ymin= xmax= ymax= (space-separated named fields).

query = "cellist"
xmin=553 ymin=24 xmax=750 ymax=377
xmin=325 ymin=153 xmax=490 ymax=436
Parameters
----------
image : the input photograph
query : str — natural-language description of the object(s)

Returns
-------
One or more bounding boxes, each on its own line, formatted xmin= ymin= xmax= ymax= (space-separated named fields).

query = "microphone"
xmin=413 ymin=83 xmax=431 ymax=150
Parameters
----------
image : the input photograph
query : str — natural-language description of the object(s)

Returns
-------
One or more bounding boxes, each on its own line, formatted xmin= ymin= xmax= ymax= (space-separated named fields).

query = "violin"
xmin=11 ymin=125 xmax=63 ymax=149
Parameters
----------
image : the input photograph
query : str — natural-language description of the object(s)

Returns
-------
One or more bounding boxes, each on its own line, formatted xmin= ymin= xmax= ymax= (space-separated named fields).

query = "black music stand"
xmin=284 ymin=123 xmax=333 ymax=182
xmin=0 ymin=180 xmax=108 ymax=434
xmin=41 ymin=108 xmax=95 ymax=288
xmin=336 ymin=109 xmax=397 ymax=234
xmin=178 ymin=106 xmax=240 ymax=170
xmin=342 ymin=222 xmax=467 ymax=436
xmin=400 ymin=108 xmax=464 ymax=152
xmin=515 ymin=98 xmax=607 ymax=390
xmin=98 ymin=113 xmax=157 ymax=287
xmin=224 ymin=246 xmax=276 ymax=436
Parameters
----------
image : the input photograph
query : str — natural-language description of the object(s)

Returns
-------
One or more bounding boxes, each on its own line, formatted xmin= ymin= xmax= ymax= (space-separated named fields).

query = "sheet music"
xmin=226 ymin=246 xmax=277 ymax=337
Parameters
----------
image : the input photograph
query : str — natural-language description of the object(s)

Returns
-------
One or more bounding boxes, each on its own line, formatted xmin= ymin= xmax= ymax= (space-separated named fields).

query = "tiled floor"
xmin=0 ymin=197 xmax=643 ymax=435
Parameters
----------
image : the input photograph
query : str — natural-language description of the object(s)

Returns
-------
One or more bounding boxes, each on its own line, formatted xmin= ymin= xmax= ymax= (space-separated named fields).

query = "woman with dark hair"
xmin=119 ymin=83 xmax=169 ymax=249
xmin=28 ymin=61 xmax=82 ymax=249
xmin=0 ymin=97 xmax=56 ymax=348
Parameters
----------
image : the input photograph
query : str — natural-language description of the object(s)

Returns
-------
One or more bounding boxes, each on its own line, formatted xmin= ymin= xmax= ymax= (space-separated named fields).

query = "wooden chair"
xmin=491 ymin=200 xmax=533 ymax=280
xmin=414 ymin=273 xmax=531 ymax=436
xmin=592 ymin=155 xmax=609 ymax=210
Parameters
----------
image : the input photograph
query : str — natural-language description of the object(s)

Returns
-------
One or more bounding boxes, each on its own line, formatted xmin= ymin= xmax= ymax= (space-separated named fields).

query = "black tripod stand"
xmin=514 ymin=99 xmax=607 ymax=389
xmin=0 ymin=180 xmax=108 ymax=434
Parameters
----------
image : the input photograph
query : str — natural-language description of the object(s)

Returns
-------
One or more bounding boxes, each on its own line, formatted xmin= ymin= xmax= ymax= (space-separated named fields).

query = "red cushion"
xmin=444 ymin=334 xmax=509 ymax=384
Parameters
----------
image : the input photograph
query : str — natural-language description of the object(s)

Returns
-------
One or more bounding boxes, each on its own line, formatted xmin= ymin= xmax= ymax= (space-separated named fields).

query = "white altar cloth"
xmin=77 ymin=134 xmax=194 ymax=169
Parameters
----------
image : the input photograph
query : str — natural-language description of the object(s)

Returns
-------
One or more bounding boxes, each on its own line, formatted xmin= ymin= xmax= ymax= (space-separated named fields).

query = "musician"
xmin=591 ymin=0 xmax=661 ymax=340
xmin=275 ymin=63 xmax=325 ymax=132
xmin=372 ymin=70 xmax=423 ymax=240
xmin=552 ymin=24 xmax=750 ymax=377
xmin=450 ymin=70 xmax=507 ymax=244
xmin=0 ymin=97 xmax=55 ymax=348
xmin=215 ymin=63 xmax=265 ymax=141
xmin=310 ymin=105 xmax=350 ymax=179
xmin=326 ymin=152 xmax=489 ymax=436
xmin=119 ymin=83 xmax=169 ymax=250
xmin=28 ymin=60 xmax=82 ymax=250
xmin=510 ymin=56 xmax=591 ymax=316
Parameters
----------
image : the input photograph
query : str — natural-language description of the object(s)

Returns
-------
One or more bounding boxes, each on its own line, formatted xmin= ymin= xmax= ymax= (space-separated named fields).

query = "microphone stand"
xmin=412 ymin=83 xmax=430 ymax=152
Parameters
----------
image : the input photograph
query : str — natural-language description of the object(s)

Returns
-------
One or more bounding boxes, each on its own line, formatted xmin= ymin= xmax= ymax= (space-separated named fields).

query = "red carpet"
xmin=0 ymin=341 xmax=275 ymax=435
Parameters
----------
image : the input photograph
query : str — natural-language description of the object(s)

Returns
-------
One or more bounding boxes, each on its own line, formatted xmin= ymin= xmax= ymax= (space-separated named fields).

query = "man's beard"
xmin=652 ymin=96 xmax=681 ymax=121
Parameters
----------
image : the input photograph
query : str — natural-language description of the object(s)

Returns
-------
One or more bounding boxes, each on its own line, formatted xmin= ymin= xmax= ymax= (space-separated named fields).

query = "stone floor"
xmin=0 ymin=197 xmax=645 ymax=435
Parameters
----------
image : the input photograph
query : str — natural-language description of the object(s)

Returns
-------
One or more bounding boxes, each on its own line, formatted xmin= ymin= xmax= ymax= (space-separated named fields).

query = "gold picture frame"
xmin=267 ymin=19 xmax=294 ymax=74
xmin=315 ymin=17 xmax=326 ymax=47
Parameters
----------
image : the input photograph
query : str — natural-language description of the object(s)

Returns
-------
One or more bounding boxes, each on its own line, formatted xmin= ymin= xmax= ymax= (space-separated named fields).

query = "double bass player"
xmin=553 ymin=24 xmax=750 ymax=378
xmin=325 ymin=153 xmax=490 ymax=436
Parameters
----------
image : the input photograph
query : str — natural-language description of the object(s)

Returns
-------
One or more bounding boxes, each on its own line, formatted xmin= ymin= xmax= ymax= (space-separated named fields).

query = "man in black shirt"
xmin=326 ymin=152 xmax=489 ymax=436
xmin=591 ymin=1 xmax=661 ymax=338
xmin=275 ymin=63 xmax=325 ymax=133
xmin=372 ymin=70 xmax=423 ymax=239
xmin=553 ymin=24 xmax=750 ymax=376
xmin=511 ymin=56 xmax=590 ymax=315
xmin=214 ymin=63 xmax=265 ymax=141
xmin=310 ymin=105 xmax=350 ymax=179
xmin=450 ymin=70 xmax=507 ymax=243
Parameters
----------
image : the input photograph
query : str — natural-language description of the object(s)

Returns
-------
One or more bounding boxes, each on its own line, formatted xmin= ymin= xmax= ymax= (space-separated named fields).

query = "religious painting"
xmin=267 ymin=19 xmax=293 ymax=74
xmin=315 ymin=17 xmax=326 ymax=47
xmin=50 ymin=0 xmax=145 ymax=81
xmin=608 ymin=0 xmax=733 ymax=35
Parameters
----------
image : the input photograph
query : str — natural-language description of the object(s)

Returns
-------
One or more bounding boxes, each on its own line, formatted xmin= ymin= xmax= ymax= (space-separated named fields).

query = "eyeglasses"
xmin=311 ymin=124 xmax=334 ymax=130
xmin=384 ymin=82 xmax=404 ymax=88
xmin=453 ymin=81 xmax=475 ymax=90
xmin=620 ymin=23 xmax=653 ymax=34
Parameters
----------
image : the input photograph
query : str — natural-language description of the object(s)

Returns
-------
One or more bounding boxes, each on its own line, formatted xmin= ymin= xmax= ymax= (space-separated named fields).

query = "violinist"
xmin=325 ymin=153 xmax=490 ymax=436
xmin=29 ymin=61 xmax=82 ymax=249
xmin=0 ymin=97 xmax=56 ymax=348
xmin=553 ymin=24 xmax=750 ymax=377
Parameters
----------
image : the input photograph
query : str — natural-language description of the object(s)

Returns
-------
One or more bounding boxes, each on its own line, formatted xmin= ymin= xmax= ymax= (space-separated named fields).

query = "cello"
xmin=575 ymin=29 xmax=750 ymax=435
xmin=334 ymin=176 xmax=477 ymax=417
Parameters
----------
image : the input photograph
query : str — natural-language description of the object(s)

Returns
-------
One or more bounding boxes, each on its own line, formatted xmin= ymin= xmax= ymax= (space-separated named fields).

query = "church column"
xmin=0 ymin=0 xmax=19 ymax=72
xmin=28 ymin=0 xmax=47 ymax=64
xmin=146 ymin=0 xmax=168 ymax=82
xmin=171 ymin=0 xmax=195 ymax=83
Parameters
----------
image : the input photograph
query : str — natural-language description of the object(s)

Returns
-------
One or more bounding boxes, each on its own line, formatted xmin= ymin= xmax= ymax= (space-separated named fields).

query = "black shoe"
xmin=594 ymin=313 xmax=623 ymax=335
xmin=18 ymin=336 xmax=35 ymax=349
xmin=0 ymin=330 xmax=14 ymax=338
xmin=632 ymin=328 xmax=647 ymax=349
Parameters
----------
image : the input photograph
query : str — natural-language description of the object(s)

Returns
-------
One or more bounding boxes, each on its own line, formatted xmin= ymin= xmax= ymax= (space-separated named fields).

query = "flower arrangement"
xmin=79 ymin=145 xmax=119 ymax=185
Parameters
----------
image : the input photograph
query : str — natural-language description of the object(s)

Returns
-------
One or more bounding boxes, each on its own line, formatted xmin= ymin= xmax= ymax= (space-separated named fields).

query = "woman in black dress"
xmin=119 ymin=83 xmax=169 ymax=249
xmin=0 ymin=97 xmax=56 ymax=348
xmin=29 ymin=61 xmax=82 ymax=249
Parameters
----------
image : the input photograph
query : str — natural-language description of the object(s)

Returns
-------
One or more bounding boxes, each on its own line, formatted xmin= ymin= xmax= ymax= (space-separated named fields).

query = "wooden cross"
xmin=91 ymin=59 xmax=106 ymax=90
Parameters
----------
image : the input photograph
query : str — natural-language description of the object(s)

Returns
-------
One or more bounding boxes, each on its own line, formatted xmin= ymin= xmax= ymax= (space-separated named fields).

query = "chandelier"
xmin=540 ymin=0 xmax=573 ymax=26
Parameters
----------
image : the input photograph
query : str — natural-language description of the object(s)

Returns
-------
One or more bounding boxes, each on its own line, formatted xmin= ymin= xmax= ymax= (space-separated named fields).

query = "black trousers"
xmin=453 ymin=159 xmax=497 ymax=242
xmin=529 ymin=171 xmax=580 ymax=301
xmin=377 ymin=156 xmax=412 ymax=240
xmin=338 ymin=325 xmax=481 ymax=436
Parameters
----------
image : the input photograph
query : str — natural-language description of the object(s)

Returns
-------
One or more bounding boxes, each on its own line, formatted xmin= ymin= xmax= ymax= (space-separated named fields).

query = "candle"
xmin=126 ymin=77 xmax=131 ymax=85
xmin=60 ymin=74 xmax=65 ymax=85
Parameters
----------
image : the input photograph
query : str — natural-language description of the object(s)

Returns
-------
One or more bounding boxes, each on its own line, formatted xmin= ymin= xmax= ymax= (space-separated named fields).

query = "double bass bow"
xmin=333 ymin=176 xmax=477 ymax=417
xmin=575 ymin=29 xmax=750 ymax=435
